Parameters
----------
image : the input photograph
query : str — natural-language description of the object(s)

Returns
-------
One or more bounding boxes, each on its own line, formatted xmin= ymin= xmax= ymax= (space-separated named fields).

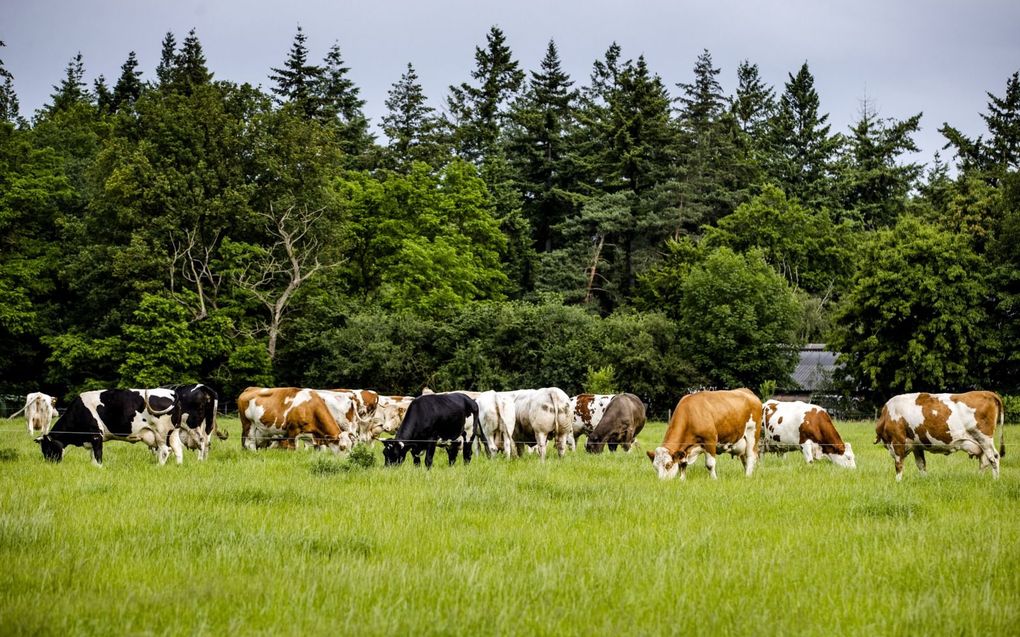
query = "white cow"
xmin=513 ymin=388 xmax=572 ymax=460
xmin=12 ymin=392 xmax=58 ymax=436
xmin=476 ymin=390 xmax=518 ymax=457
xmin=761 ymin=399 xmax=856 ymax=468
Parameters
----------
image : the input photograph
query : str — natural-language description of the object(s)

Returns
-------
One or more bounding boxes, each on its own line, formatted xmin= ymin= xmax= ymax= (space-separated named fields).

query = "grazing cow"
xmin=476 ymin=390 xmax=518 ymax=457
xmin=382 ymin=393 xmax=486 ymax=468
xmin=238 ymin=387 xmax=352 ymax=453
xmin=874 ymin=391 xmax=1005 ymax=481
xmin=168 ymin=384 xmax=227 ymax=460
xmin=585 ymin=393 xmax=646 ymax=454
xmin=570 ymin=394 xmax=615 ymax=448
xmin=647 ymin=388 xmax=762 ymax=480
xmin=12 ymin=392 xmax=58 ymax=436
xmin=363 ymin=394 xmax=413 ymax=441
xmin=512 ymin=388 xmax=572 ymax=460
xmin=313 ymin=390 xmax=361 ymax=443
xmin=762 ymin=400 xmax=856 ymax=468
xmin=36 ymin=389 xmax=181 ymax=466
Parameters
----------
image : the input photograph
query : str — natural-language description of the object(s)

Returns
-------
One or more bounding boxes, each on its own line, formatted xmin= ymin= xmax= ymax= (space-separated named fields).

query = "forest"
xmin=0 ymin=26 xmax=1017 ymax=413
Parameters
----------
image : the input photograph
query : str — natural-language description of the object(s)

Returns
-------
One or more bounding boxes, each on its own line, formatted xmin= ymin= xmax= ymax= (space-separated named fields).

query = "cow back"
xmin=664 ymin=388 xmax=762 ymax=451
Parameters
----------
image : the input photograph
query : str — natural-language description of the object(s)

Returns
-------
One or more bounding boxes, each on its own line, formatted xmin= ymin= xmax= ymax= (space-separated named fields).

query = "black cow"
xmin=585 ymin=393 xmax=647 ymax=454
xmin=381 ymin=393 xmax=487 ymax=468
xmin=36 ymin=389 xmax=181 ymax=466
xmin=165 ymin=384 xmax=227 ymax=460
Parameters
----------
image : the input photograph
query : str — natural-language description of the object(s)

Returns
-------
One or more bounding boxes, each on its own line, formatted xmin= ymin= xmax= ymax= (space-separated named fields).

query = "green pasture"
xmin=1 ymin=418 xmax=1017 ymax=636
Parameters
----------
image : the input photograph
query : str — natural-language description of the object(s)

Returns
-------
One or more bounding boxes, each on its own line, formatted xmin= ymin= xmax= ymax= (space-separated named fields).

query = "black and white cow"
xmin=381 ymin=393 xmax=487 ymax=469
xmin=166 ymin=384 xmax=227 ymax=460
xmin=36 ymin=389 xmax=182 ymax=466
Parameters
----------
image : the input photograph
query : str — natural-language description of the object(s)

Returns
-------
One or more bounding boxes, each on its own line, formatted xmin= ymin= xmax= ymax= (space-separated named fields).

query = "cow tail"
xmin=997 ymin=393 xmax=1006 ymax=457
xmin=212 ymin=398 xmax=228 ymax=440
xmin=7 ymin=403 xmax=28 ymax=420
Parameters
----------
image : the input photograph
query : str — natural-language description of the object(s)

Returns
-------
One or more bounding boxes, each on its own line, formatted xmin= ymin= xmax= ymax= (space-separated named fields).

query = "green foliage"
xmin=759 ymin=379 xmax=777 ymax=400
xmin=829 ymin=216 xmax=990 ymax=396
xmin=584 ymin=365 xmax=617 ymax=394
xmin=1001 ymin=395 xmax=1020 ymax=424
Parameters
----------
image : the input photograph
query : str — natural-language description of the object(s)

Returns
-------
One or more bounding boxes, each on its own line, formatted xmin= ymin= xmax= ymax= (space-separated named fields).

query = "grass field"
xmin=1 ymin=417 xmax=1018 ymax=636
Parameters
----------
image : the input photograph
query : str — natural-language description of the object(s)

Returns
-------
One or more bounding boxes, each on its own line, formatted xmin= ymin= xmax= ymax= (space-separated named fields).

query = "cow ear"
xmin=50 ymin=397 xmax=57 ymax=405
xmin=646 ymin=449 xmax=655 ymax=462
xmin=671 ymin=449 xmax=686 ymax=462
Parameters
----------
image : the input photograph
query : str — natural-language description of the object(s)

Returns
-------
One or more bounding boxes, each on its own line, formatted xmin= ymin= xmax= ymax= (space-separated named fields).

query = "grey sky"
xmin=5 ymin=0 xmax=1020 ymax=169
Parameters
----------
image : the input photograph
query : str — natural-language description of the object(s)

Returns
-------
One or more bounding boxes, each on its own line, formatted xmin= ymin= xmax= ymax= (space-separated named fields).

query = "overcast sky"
xmin=5 ymin=0 xmax=1019 ymax=168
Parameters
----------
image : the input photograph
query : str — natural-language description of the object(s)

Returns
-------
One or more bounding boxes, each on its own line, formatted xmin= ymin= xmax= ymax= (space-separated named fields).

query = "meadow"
xmin=1 ymin=417 xmax=1017 ymax=636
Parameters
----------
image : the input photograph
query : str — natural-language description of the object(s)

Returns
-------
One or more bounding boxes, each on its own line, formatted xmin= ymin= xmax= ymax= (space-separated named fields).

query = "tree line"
xmin=0 ymin=27 xmax=1017 ymax=412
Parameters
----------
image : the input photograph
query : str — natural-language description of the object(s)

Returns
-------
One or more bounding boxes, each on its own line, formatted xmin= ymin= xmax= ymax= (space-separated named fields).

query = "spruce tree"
xmin=155 ymin=32 xmax=176 ymax=86
xmin=676 ymin=49 xmax=725 ymax=125
xmin=840 ymin=99 xmax=922 ymax=228
xmin=942 ymin=71 xmax=1020 ymax=181
xmin=93 ymin=75 xmax=114 ymax=114
xmin=317 ymin=41 xmax=371 ymax=156
xmin=507 ymin=39 xmax=579 ymax=252
xmin=381 ymin=62 xmax=444 ymax=169
xmin=173 ymin=29 xmax=212 ymax=94
xmin=446 ymin=25 xmax=525 ymax=161
xmin=270 ymin=26 xmax=323 ymax=118
xmin=765 ymin=62 xmax=842 ymax=209
xmin=731 ymin=60 xmax=775 ymax=141
xmin=0 ymin=40 xmax=21 ymax=123
xmin=112 ymin=51 xmax=143 ymax=111
xmin=49 ymin=52 xmax=88 ymax=112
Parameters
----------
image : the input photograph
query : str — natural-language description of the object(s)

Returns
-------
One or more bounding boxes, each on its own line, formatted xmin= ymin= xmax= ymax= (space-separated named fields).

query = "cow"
xmin=333 ymin=388 xmax=380 ymax=430
xmin=585 ymin=393 xmax=646 ymax=454
xmin=762 ymin=399 xmax=856 ymax=468
xmin=512 ymin=388 xmax=572 ymax=460
xmin=874 ymin=391 xmax=1005 ymax=481
xmin=647 ymin=388 xmax=762 ymax=480
xmin=476 ymin=390 xmax=518 ymax=457
xmin=35 ymin=389 xmax=182 ymax=466
xmin=363 ymin=394 xmax=413 ymax=441
xmin=10 ymin=392 xmax=58 ymax=436
xmin=238 ymin=387 xmax=353 ymax=453
xmin=569 ymin=393 xmax=615 ymax=449
xmin=381 ymin=393 xmax=486 ymax=469
xmin=167 ymin=384 xmax=227 ymax=460
xmin=313 ymin=390 xmax=361 ymax=444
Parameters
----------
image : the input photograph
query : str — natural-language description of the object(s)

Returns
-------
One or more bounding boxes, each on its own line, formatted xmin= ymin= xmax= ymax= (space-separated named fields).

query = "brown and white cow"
xmin=875 ymin=391 xmax=1005 ymax=481
xmin=14 ymin=392 xmax=58 ymax=436
xmin=333 ymin=388 xmax=380 ymax=431
xmin=569 ymin=394 xmax=615 ymax=449
xmin=762 ymin=399 xmax=856 ymax=468
xmin=585 ymin=393 xmax=646 ymax=454
xmin=647 ymin=388 xmax=762 ymax=480
xmin=238 ymin=387 xmax=353 ymax=453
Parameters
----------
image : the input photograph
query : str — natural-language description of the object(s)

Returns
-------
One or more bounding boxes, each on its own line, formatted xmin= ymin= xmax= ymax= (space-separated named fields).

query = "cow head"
xmin=647 ymin=446 xmax=682 ymax=480
xmin=828 ymin=442 xmax=856 ymax=469
xmin=381 ymin=439 xmax=407 ymax=466
xmin=36 ymin=435 xmax=64 ymax=462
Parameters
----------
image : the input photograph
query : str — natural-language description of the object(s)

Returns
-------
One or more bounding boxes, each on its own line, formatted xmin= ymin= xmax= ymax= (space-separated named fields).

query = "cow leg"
xmin=91 ymin=436 xmax=104 ymax=467
xmin=555 ymin=432 xmax=568 ymax=458
xmin=199 ymin=430 xmax=211 ymax=461
xmin=447 ymin=441 xmax=461 ymax=466
xmin=705 ymin=453 xmax=718 ymax=479
xmin=463 ymin=436 xmax=473 ymax=465
xmin=912 ymin=448 xmax=927 ymax=475
xmin=887 ymin=445 xmax=905 ymax=481
xmin=534 ymin=432 xmax=548 ymax=461
xmin=424 ymin=442 xmax=438 ymax=469
xmin=411 ymin=451 xmax=421 ymax=467
xmin=975 ymin=434 xmax=1000 ymax=479
xmin=169 ymin=430 xmax=184 ymax=465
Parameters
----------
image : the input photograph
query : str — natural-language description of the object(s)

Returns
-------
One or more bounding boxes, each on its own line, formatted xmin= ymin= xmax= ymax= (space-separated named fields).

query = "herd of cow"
xmin=11 ymin=383 xmax=1008 ymax=481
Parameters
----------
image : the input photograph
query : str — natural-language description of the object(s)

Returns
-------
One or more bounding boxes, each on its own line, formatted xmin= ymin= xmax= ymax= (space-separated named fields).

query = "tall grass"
xmin=0 ymin=418 xmax=1016 ymax=636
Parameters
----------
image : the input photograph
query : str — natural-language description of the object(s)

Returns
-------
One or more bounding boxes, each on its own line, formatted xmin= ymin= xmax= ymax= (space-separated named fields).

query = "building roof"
xmin=787 ymin=343 xmax=839 ymax=392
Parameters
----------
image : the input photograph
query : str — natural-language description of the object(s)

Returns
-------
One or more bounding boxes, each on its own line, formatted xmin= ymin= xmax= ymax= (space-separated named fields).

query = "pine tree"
xmin=507 ymin=39 xmax=579 ymax=252
xmin=155 ymin=32 xmax=176 ymax=86
xmin=676 ymin=49 xmax=725 ymax=125
xmin=112 ymin=51 xmax=143 ymax=111
xmin=270 ymin=26 xmax=323 ymax=118
xmin=840 ymin=99 xmax=922 ymax=228
xmin=0 ymin=40 xmax=21 ymax=123
xmin=173 ymin=29 xmax=212 ymax=94
xmin=446 ymin=26 xmax=525 ymax=161
xmin=381 ymin=62 xmax=445 ymax=169
xmin=731 ymin=60 xmax=774 ymax=142
xmin=942 ymin=71 xmax=1020 ymax=181
xmin=49 ymin=52 xmax=88 ymax=112
xmin=317 ymin=41 xmax=371 ymax=156
xmin=765 ymin=62 xmax=842 ymax=209
xmin=93 ymin=75 xmax=114 ymax=114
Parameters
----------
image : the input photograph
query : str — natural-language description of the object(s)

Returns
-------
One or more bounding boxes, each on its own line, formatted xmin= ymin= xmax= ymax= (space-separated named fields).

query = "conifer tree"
xmin=381 ymin=62 xmax=444 ymax=169
xmin=941 ymin=71 xmax=1020 ymax=181
xmin=766 ymin=62 xmax=842 ymax=209
xmin=0 ymin=40 xmax=21 ymax=123
xmin=173 ymin=29 xmax=212 ymax=94
xmin=93 ymin=75 xmax=114 ymax=114
xmin=270 ymin=26 xmax=323 ymax=118
xmin=507 ymin=39 xmax=579 ymax=252
xmin=49 ymin=52 xmax=88 ymax=112
xmin=731 ymin=60 xmax=774 ymax=142
xmin=112 ymin=51 xmax=143 ymax=111
xmin=446 ymin=26 xmax=525 ymax=161
xmin=317 ymin=41 xmax=371 ymax=156
xmin=155 ymin=32 xmax=176 ymax=86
